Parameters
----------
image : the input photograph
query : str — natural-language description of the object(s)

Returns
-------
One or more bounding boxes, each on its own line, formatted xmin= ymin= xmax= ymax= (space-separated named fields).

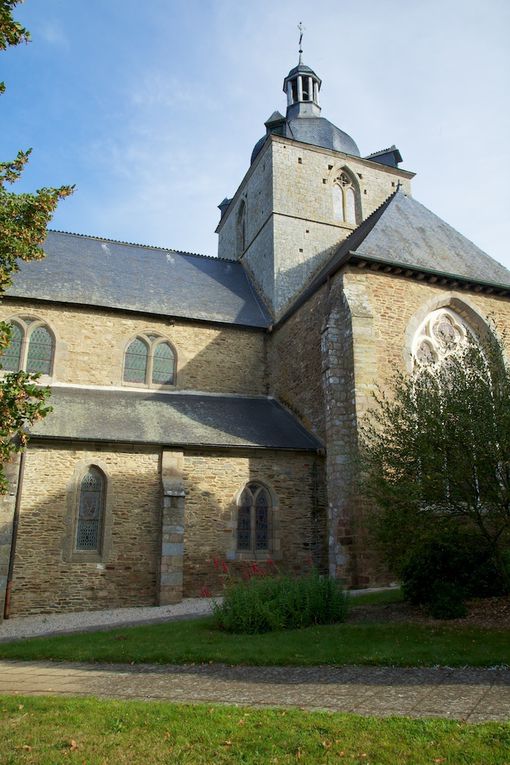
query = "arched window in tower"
xmin=333 ymin=171 xmax=358 ymax=225
xmin=237 ymin=482 xmax=272 ymax=552
xmin=0 ymin=317 xmax=55 ymax=376
xmin=236 ymin=200 xmax=246 ymax=256
xmin=76 ymin=466 xmax=106 ymax=552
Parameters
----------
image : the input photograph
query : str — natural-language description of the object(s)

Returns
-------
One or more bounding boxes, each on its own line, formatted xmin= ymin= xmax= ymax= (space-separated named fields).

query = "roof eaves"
xmin=4 ymin=294 xmax=269 ymax=330
xmin=349 ymin=253 xmax=510 ymax=295
xmin=29 ymin=433 xmax=320 ymax=452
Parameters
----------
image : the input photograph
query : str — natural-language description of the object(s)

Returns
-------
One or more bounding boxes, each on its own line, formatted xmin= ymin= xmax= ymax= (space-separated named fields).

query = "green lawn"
xmin=1 ymin=695 xmax=508 ymax=765
xmin=1 ymin=617 xmax=508 ymax=667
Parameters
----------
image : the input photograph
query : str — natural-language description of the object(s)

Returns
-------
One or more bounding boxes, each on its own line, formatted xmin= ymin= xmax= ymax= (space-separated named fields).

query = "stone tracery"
xmin=412 ymin=307 xmax=469 ymax=367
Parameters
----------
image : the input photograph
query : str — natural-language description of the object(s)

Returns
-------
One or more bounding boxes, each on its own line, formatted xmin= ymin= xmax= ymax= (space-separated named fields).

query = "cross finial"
xmin=298 ymin=21 xmax=305 ymax=63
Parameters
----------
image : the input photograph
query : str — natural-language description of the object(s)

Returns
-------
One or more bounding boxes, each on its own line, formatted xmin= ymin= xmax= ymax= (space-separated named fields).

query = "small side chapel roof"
xmin=28 ymin=387 xmax=322 ymax=452
xmin=6 ymin=230 xmax=270 ymax=328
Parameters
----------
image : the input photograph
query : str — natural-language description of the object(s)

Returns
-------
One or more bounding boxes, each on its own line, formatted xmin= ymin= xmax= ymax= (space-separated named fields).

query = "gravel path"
xmin=0 ymin=598 xmax=218 ymax=642
xmin=0 ymin=587 xmax=395 ymax=643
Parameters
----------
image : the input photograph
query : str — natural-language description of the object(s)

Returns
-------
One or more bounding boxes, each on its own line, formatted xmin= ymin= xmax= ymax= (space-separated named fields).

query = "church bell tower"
xmin=216 ymin=39 xmax=413 ymax=320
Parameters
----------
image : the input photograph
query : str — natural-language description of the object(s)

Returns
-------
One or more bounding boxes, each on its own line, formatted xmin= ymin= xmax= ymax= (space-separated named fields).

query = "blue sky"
xmin=2 ymin=0 xmax=510 ymax=266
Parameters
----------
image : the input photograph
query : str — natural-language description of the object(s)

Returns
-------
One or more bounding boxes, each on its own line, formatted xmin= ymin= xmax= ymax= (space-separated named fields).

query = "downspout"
xmin=3 ymin=450 xmax=26 ymax=619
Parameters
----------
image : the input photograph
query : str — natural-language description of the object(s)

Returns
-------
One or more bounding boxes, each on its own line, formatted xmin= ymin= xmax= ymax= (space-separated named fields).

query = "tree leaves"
xmin=0 ymin=0 xmax=73 ymax=493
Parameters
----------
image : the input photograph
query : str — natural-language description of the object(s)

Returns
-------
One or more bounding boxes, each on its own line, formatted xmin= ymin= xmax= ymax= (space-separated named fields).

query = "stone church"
xmin=1 ymin=56 xmax=510 ymax=619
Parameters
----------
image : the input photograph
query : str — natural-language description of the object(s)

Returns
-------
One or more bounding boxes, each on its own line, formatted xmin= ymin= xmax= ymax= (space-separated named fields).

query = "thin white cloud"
xmin=37 ymin=20 xmax=69 ymax=49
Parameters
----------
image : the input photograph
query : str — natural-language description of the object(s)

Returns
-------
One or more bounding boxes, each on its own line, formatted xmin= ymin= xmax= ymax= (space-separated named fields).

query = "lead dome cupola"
xmin=251 ymin=57 xmax=360 ymax=163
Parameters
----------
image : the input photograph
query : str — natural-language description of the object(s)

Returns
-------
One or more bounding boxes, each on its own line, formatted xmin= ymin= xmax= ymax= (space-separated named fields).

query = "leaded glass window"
xmin=124 ymin=338 xmax=149 ymax=383
xmin=123 ymin=334 xmax=176 ymax=387
xmin=0 ymin=318 xmax=54 ymax=375
xmin=236 ymin=483 xmax=272 ymax=553
xmin=76 ymin=467 xmax=105 ymax=551
xmin=1 ymin=322 xmax=23 ymax=371
xmin=152 ymin=342 xmax=175 ymax=385
xmin=26 ymin=325 xmax=54 ymax=374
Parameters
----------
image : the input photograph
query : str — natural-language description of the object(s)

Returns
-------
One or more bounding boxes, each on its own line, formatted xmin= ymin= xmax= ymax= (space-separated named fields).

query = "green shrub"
xmin=212 ymin=571 xmax=348 ymax=634
xmin=400 ymin=531 xmax=507 ymax=617
xmin=428 ymin=582 xmax=468 ymax=619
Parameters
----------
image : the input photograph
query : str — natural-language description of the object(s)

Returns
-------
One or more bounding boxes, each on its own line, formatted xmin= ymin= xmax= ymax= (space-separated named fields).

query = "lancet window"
xmin=76 ymin=467 xmax=105 ymax=552
xmin=332 ymin=171 xmax=358 ymax=225
xmin=236 ymin=200 xmax=247 ymax=256
xmin=237 ymin=482 xmax=272 ymax=552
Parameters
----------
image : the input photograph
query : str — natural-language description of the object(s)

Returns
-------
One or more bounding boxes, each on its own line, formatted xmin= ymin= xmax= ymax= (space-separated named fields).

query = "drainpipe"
xmin=4 ymin=450 xmax=26 ymax=620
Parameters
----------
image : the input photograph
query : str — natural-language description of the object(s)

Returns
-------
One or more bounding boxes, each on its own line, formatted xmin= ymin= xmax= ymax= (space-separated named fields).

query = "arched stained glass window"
xmin=123 ymin=334 xmax=176 ymax=387
xmin=0 ymin=318 xmax=54 ymax=376
xmin=237 ymin=482 xmax=272 ymax=552
xmin=152 ymin=342 xmax=175 ymax=385
xmin=124 ymin=338 xmax=149 ymax=383
xmin=1 ymin=322 xmax=23 ymax=371
xmin=26 ymin=325 xmax=54 ymax=374
xmin=76 ymin=467 xmax=105 ymax=552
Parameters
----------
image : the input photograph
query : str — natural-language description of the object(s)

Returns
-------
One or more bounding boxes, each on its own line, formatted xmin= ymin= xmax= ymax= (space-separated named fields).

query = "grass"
xmin=1 ymin=695 xmax=509 ymax=765
xmin=0 ymin=617 xmax=508 ymax=667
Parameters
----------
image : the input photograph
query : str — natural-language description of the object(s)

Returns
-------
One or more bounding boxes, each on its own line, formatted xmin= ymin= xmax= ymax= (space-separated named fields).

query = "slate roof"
xmin=354 ymin=192 xmax=510 ymax=286
xmin=29 ymin=387 xmax=322 ymax=451
xmin=6 ymin=231 xmax=270 ymax=328
xmin=278 ymin=191 xmax=510 ymax=326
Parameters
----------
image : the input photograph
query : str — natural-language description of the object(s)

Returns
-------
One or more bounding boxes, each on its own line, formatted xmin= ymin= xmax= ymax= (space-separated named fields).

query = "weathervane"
xmin=298 ymin=21 xmax=305 ymax=63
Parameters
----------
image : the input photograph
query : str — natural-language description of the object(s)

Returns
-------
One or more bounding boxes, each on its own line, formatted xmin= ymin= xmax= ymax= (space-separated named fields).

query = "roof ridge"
xmin=46 ymin=229 xmax=233 ymax=263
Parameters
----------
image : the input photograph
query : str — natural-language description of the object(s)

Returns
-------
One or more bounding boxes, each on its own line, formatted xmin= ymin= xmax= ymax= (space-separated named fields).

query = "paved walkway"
xmin=0 ymin=660 xmax=508 ymax=722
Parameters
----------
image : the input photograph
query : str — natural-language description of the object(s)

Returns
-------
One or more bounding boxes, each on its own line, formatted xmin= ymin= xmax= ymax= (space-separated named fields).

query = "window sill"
xmin=235 ymin=550 xmax=282 ymax=562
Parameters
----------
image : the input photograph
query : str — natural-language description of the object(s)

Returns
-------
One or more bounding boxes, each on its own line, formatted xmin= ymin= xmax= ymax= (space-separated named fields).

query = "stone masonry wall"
xmin=0 ymin=300 xmax=266 ymax=395
xmin=181 ymin=449 xmax=327 ymax=595
xmin=9 ymin=442 xmax=161 ymax=616
xmin=267 ymin=286 xmax=327 ymax=441
xmin=218 ymin=141 xmax=273 ymax=261
xmin=219 ymin=134 xmax=414 ymax=320
xmin=325 ymin=267 xmax=510 ymax=586
xmin=269 ymin=138 xmax=413 ymax=318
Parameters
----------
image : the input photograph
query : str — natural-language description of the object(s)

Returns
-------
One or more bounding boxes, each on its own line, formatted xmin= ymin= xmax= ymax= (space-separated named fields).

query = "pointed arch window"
xmin=237 ymin=482 xmax=272 ymax=552
xmin=76 ymin=467 xmax=105 ymax=552
xmin=1 ymin=316 xmax=55 ymax=376
xmin=333 ymin=171 xmax=359 ymax=225
xmin=123 ymin=334 xmax=176 ymax=387
xmin=236 ymin=200 xmax=247 ymax=257
xmin=412 ymin=308 xmax=471 ymax=368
